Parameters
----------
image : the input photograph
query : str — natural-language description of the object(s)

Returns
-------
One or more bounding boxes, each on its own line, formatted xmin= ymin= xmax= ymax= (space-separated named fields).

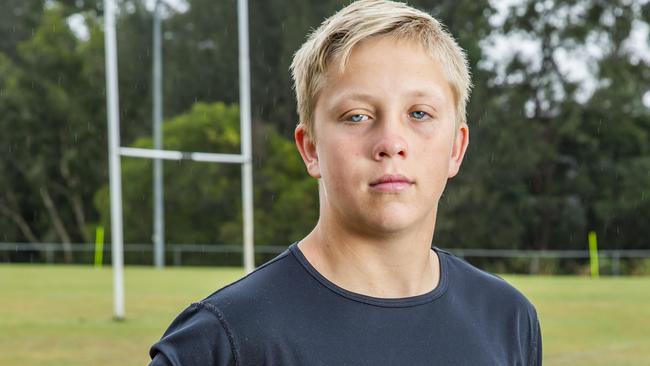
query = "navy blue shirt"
xmin=150 ymin=244 xmax=542 ymax=365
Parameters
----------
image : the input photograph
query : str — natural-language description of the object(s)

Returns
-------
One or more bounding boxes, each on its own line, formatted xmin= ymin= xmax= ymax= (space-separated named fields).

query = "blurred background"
xmin=1 ymin=0 xmax=649 ymax=273
xmin=1 ymin=1 xmax=650 ymax=365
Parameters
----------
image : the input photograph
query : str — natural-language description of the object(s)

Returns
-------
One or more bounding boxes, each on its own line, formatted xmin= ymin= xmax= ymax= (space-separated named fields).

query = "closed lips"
xmin=370 ymin=174 xmax=414 ymax=186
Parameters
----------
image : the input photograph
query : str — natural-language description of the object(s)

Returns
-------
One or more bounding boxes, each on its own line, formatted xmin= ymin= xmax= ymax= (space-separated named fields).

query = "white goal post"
xmin=103 ymin=0 xmax=255 ymax=320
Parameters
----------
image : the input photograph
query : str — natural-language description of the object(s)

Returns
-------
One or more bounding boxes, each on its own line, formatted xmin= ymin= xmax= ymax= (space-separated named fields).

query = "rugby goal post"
xmin=103 ymin=0 xmax=254 ymax=320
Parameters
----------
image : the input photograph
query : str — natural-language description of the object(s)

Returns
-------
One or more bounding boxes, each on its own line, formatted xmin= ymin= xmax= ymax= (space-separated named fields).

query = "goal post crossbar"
xmin=120 ymin=147 xmax=249 ymax=164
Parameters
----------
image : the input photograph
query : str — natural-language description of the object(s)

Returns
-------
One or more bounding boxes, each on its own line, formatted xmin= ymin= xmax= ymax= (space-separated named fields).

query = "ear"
xmin=447 ymin=122 xmax=469 ymax=178
xmin=295 ymin=124 xmax=321 ymax=179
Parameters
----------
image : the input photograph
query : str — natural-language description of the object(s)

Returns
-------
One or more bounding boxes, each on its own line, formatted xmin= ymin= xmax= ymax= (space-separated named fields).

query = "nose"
xmin=372 ymin=120 xmax=408 ymax=161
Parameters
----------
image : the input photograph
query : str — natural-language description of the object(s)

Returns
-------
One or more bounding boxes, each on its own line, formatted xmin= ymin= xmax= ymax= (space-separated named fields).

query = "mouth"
xmin=369 ymin=174 xmax=414 ymax=193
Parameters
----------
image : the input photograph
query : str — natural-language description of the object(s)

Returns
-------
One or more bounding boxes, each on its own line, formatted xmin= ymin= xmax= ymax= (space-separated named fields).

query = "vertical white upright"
xmin=104 ymin=0 xmax=125 ymax=319
xmin=152 ymin=0 xmax=165 ymax=268
xmin=237 ymin=0 xmax=255 ymax=274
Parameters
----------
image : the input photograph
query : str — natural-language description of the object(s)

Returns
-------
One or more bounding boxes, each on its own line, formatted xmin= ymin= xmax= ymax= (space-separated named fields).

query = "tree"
xmin=3 ymin=0 xmax=648 ymax=268
xmin=94 ymin=102 xmax=318 ymax=252
xmin=0 ymin=0 xmax=44 ymax=61
xmin=0 ymin=5 xmax=107 ymax=261
xmin=436 ymin=0 xmax=650 ymax=252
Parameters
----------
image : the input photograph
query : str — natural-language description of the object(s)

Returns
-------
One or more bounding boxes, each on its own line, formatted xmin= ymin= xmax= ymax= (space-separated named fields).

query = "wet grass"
xmin=1 ymin=264 xmax=648 ymax=365
xmin=508 ymin=275 xmax=650 ymax=366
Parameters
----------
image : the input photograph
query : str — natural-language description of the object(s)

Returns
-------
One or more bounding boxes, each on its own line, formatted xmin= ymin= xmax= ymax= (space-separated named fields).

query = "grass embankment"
xmin=1 ymin=265 xmax=649 ymax=365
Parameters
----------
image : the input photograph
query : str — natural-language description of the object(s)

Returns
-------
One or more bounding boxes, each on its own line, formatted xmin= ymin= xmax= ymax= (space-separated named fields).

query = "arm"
xmin=149 ymin=302 xmax=237 ymax=366
xmin=529 ymin=311 xmax=542 ymax=366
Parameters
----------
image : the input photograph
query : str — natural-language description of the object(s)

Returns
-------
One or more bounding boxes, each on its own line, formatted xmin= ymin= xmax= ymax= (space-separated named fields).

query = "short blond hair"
xmin=291 ymin=0 xmax=472 ymax=138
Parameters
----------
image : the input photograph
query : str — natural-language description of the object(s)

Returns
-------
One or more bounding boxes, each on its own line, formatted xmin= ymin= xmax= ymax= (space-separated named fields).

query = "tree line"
xmin=1 ymin=0 xmax=648 ymax=269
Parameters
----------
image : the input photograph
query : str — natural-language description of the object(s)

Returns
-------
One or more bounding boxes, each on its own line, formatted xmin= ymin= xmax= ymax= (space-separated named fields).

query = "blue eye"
xmin=410 ymin=111 xmax=430 ymax=120
xmin=349 ymin=114 xmax=369 ymax=123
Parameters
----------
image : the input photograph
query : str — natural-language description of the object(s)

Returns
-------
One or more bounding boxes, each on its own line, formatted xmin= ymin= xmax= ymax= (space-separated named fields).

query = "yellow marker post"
xmin=95 ymin=226 xmax=105 ymax=268
xmin=588 ymin=230 xmax=599 ymax=278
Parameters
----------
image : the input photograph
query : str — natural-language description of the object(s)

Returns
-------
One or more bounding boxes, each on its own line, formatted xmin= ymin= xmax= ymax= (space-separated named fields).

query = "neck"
xmin=298 ymin=210 xmax=440 ymax=298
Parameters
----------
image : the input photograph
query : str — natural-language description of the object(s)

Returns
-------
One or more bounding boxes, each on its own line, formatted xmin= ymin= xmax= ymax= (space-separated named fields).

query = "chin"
xmin=368 ymin=200 xmax=439 ymax=234
xmin=364 ymin=211 xmax=420 ymax=234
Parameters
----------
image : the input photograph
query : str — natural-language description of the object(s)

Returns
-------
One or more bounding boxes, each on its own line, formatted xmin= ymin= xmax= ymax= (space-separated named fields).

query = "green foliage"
xmin=630 ymin=258 xmax=650 ymax=276
xmin=0 ymin=0 xmax=44 ymax=60
xmin=0 ymin=5 xmax=107 ymax=255
xmin=436 ymin=0 xmax=650 ymax=251
xmin=2 ymin=0 xmax=649 ymax=267
xmin=94 ymin=102 xmax=318 ymax=245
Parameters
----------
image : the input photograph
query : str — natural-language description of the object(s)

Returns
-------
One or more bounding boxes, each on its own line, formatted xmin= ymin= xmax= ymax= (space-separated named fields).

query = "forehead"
xmin=316 ymin=36 xmax=454 ymax=112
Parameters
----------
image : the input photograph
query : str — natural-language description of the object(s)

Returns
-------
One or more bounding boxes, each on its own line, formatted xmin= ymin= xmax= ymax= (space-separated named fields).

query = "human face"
xmin=295 ymin=36 xmax=469 ymax=236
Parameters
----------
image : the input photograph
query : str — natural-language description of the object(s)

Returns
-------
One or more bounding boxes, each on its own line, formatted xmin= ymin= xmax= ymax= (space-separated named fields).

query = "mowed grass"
xmin=507 ymin=275 xmax=650 ymax=366
xmin=0 ymin=265 xmax=243 ymax=366
xmin=1 ymin=265 xmax=649 ymax=366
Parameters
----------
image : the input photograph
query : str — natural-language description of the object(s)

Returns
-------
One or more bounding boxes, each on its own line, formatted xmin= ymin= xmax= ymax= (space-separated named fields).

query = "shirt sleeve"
xmin=149 ymin=302 xmax=237 ymax=366
xmin=529 ymin=310 xmax=542 ymax=366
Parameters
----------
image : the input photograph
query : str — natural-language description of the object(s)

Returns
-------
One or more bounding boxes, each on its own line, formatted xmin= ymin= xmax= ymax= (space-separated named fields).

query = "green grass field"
xmin=1 ymin=265 xmax=649 ymax=366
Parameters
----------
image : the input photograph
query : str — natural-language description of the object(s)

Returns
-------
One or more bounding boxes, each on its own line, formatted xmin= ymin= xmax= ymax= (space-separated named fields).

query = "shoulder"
xmin=201 ymin=249 xmax=297 ymax=310
xmin=435 ymin=247 xmax=538 ymax=317
xmin=149 ymin=249 xmax=300 ymax=365
xmin=149 ymin=302 xmax=238 ymax=365
xmin=194 ymin=247 xmax=313 ymax=334
xmin=435 ymin=247 xmax=542 ymax=364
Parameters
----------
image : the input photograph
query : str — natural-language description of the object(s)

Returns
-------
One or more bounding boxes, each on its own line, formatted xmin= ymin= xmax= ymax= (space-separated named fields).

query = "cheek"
xmin=417 ymin=139 xmax=453 ymax=180
xmin=318 ymin=139 xmax=351 ymax=178
xmin=318 ymin=137 xmax=365 ymax=194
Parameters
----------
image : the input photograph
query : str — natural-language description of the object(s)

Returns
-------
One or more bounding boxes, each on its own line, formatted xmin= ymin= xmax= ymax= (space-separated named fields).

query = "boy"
xmin=149 ymin=1 xmax=542 ymax=365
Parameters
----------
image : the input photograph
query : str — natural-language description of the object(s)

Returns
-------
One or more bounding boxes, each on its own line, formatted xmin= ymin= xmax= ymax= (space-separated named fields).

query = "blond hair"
xmin=290 ymin=0 xmax=472 ymax=138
